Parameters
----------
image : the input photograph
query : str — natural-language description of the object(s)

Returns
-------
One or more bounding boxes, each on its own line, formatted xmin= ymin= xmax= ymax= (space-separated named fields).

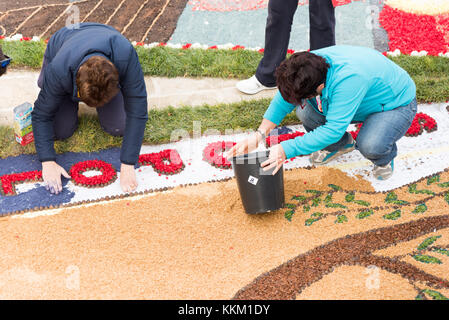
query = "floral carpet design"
xmin=0 ymin=0 xmax=448 ymax=300
xmin=1 ymin=0 xmax=448 ymax=55
xmin=380 ymin=2 xmax=449 ymax=55
xmin=1 ymin=103 xmax=447 ymax=215
xmin=0 ymin=164 xmax=447 ymax=299
xmin=234 ymin=169 xmax=449 ymax=300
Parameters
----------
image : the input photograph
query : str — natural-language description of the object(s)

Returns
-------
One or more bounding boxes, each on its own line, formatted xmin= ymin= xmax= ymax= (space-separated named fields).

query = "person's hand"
xmin=261 ymin=144 xmax=286 ymax=175
xmin=42 ymin=161 xmax=70 ymax=194
xmin=120 ymin=163 xmax=138 ymax=193
xmin=226 ymin=132 xmax=263 ymax=159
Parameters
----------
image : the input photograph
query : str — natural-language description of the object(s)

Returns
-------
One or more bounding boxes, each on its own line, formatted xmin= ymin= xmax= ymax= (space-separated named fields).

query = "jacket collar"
xmin=321 ymin=62 xmax=333 ymax=102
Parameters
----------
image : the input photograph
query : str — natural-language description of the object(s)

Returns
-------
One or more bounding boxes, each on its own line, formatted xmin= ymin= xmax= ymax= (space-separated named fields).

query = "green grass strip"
xmin=1 ymin=41 xmax=449 ymax=159
xmin=0 ymin=98 xmax=299 ymax=159
xmin=1 ymin=40 xmax=46 ymax=69
xmin=2 ymin=40 xmax=449 ymax=102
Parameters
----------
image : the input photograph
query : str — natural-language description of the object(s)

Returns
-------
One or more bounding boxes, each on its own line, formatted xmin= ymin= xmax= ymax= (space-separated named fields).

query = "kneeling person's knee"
xmin=102 ymin=123 xmax=125 ymax=137
xmin=54 ymin=121 xmax=78 ymax=140
xmin=357 ymin=139 xmax=391 ymax=159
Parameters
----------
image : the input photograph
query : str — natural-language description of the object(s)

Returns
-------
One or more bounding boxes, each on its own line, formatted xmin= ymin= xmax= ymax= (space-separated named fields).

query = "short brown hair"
xmin=275 ymin=52 xmax=330 ymax=105
xmin=76 ymin=56 xmax=119 ymax=107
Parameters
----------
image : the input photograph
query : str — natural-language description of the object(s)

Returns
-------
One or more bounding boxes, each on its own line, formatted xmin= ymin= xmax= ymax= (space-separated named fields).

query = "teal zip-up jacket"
xmin=263 ymin=45 xmax=416 ymax=159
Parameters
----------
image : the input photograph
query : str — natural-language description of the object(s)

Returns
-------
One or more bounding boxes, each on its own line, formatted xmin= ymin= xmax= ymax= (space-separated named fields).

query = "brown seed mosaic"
xmin=0 ymin=0 xmax=188 ymax=42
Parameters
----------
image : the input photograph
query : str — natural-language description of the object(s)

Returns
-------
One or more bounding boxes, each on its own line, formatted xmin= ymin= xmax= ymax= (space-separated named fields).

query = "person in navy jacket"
xmin=32 ymin=23 xmax=148 ymax=194
xmin=0 ymin=45 xmax=11 ymax=76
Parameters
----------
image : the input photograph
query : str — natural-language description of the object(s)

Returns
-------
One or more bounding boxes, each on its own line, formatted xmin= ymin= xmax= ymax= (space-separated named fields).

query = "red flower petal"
xmin=69 ymin=160 xmax=117 ymax=188
xmin=138 ymin=149 xmax=185 ymax=175
xmin=203 ymin=141 xmax=236 ymax=169
xmin=1 ymin=170 xmax=42 ymax=196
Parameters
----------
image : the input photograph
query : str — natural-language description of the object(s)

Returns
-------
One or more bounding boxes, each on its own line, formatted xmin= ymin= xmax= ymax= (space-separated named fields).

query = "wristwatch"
xmin=256 ymin=129 xmax=267 ymax=148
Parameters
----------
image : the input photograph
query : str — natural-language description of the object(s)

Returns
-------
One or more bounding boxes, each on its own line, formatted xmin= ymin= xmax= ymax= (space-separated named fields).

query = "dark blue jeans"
xmin=256 ymin=0 xmax=335 ymax=87
xmin=296 ymin=98 xmax=418 ymax=166
xmin=37 ymin=57 xmax=126 ymax=140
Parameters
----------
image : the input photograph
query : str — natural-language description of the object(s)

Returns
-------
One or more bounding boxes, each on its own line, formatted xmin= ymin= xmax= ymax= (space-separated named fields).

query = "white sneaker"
xmin=236 ymin=75 xmax=277 ymax=95
xmin=373 ymin=160 xmax=394 ymax=180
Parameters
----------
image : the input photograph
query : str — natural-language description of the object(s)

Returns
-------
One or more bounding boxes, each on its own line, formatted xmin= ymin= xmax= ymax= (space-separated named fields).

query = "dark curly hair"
xmin=0 ymin=46 xmax=7 ymax=77
xmin=275 ymin=51 xmax=330 ymax=105
xmin=76 ymin=56 xmax=120 ymax=108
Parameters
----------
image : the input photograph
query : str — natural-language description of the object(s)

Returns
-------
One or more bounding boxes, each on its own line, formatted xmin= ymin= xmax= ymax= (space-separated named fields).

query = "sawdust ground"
xmin=0 ymin=167 xmax=446 ymax=299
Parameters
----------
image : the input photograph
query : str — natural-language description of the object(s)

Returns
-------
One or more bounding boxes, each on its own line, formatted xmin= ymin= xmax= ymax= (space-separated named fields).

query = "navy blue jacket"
xmin=32 ymin=23 xmax=148 ymax=165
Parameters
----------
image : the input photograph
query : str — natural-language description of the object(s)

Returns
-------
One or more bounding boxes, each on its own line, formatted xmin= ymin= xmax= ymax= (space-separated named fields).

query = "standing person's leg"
xmin=356 ymin=98 xmax=417 ymax=179
xmin=96 ymin=91 xmax=126 ymax=137
xmin=256 ymin=0 xmax=299 ymax=87
xmin=53 ymin=97 xmax=79 ymax=140
xmin=296 ymin=103 xmax=355 ymax=164
xmin=309 ymin=0 xmax=336 ymax=50
xmin=236 ymin=0 xmax=298 ymax=94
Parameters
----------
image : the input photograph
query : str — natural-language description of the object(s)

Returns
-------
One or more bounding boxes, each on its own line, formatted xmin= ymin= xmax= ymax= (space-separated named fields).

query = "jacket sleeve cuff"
xmin=280 ymin=140 xmax=299 ymax=159
xmin=120 ymin=159 xmax=137 ymax=166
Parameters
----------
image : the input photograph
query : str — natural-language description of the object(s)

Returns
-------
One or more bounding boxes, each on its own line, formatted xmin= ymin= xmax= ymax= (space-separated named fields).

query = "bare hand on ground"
xmin=120 ymin=163 xmax=138 ymax=193
xmin=42 ymin=161 xmax=71 ymax=194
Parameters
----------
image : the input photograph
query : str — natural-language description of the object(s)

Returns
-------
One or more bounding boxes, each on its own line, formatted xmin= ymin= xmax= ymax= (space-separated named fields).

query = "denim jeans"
xmin=296 ymin=98 xmax=418 ymax=166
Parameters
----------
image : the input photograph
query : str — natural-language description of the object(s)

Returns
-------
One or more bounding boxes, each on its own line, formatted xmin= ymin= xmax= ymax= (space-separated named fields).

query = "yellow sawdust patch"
xmin=296 ymin=265 xmax=417 ymax=300
xmin=385 ymin=0 xmax=449 ymax=15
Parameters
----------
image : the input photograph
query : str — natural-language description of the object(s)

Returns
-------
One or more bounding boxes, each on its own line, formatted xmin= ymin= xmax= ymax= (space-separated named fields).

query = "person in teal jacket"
xmin=228 ymin=45 xmax=417 ymax=180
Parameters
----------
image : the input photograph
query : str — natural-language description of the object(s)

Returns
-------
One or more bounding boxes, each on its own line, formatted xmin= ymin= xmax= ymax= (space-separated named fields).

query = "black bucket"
xmin=231 ymin=151 xmax=285 ymax=214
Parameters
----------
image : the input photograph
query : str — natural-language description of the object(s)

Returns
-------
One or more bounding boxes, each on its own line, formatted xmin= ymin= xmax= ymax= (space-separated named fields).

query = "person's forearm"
xmin=31 ymin=116 xmax=57 ymax=162
xmin=263 ymin=91 xmax=296 ymax=125
xmin=120 ymin=116 xmax=147 ymax=165
xmin=258 ymin=118 xmax=277 ymax=136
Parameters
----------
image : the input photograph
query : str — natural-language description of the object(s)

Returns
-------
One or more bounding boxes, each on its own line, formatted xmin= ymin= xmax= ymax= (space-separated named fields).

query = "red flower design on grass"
xmin=69 ymin=160 xmax=117 ymax=188
xmin=405 ymin=112 xmax=438 ymax=137
xmin=268 ymin=112 xmax=436 ymax=148
xmin=349 ymin=113 xmax=437 ymax=141
xmin=232 ymin=45 xmax=245 ymax=50
xmin=0 ymin=170 xmax=42 ymax=196
xmin=203 ymin=141 xmax=236 ymax=169
xmin=379 ymin=5 xmax=449 ymax=55
xmin=350 ymin=123 xmax=363 ymax=140
xmin=138 ymin=149 xmax=185 ymax=175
